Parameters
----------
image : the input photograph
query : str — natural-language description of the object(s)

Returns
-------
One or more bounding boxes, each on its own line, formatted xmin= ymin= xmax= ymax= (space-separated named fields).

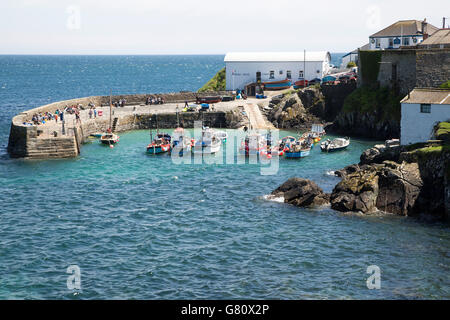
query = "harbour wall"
xmin=7 ymin=93 xmax=243 ymax=159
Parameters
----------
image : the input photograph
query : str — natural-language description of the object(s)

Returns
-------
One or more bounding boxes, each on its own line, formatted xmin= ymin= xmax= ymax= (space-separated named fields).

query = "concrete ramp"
xmin=244 ymin=103 xmax=275 ymax=130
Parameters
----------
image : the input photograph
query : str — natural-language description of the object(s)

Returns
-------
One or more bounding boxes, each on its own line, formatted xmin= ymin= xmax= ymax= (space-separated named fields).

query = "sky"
xmin=0 ymin=0 xmax=448 ymax=54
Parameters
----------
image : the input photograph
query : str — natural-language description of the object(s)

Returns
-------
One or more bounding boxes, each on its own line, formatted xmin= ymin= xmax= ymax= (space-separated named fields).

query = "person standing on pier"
xmin=89 ymin=108 xmax=93 ymax=119
xmin=94 ymin=108 xmax=97 ymax=118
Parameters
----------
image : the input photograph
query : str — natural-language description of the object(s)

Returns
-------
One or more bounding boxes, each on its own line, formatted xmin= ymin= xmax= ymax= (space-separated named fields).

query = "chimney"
xmin=422 ymin=18 xmax=429 ymax=40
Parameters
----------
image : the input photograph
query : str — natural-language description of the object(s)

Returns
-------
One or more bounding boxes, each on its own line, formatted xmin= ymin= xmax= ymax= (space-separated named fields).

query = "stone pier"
xmin=7 ymin=92 xmax=264 ymax=159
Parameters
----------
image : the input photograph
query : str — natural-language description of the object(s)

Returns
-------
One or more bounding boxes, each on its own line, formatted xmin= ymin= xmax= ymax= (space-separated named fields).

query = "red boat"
xmin=293 ymin=79 xmax=309 ymax=89
xmin=196 ymin=96 xmax=222 ymax=104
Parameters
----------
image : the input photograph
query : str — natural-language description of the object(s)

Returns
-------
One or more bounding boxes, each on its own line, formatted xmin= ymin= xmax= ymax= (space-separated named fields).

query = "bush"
xmin=440 ymin=80 xmax=450 ymax=89
xmin=346 ymin=61 xmax=357 ymax=68
xmin=342 ymin=86 xmax=402 ymax=121
xmin=198 ymin=68 xmax=226 ymax=93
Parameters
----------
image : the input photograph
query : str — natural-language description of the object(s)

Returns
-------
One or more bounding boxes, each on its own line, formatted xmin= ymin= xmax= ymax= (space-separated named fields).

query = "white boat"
xmin=320 ymin=137 xmax=350 ymax=152
xmin=215 ymin=130 xmax=228 ymax=143
xmin=100 ymin=133 xmax=119 ymax=145
xmin=192 ymin=128 xmax=221 ymax=154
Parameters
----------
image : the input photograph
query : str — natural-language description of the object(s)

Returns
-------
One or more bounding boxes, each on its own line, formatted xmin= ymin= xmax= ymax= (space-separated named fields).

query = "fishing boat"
xmin=279 ymin=136 xmax=297 ymax=150
xmin=320 ymin=137 xmax=350 ymax=152
xmin=196 ymin=96 xmax=222 ymax=104
xmin=171 ymin=127 xmax=192 ymax=155
xmin=262 ymin=79 xmax=291 ymax=91
xmin=192 ymin=128 xmax=221 ymax=154
xmin=100 ymin=133 xmax=120 ymax=145
xmin=147 ymin=132 xmax=172 ymax=154
xmin=285 ymin=138 xmax=312 ymax=158
xmin=215 ymin=130 xmax=228 ymax=143
xmin=239 ymin=133 xmax=266 ymax=156
xmin=293 ymin=79 xmax=308 ymax=89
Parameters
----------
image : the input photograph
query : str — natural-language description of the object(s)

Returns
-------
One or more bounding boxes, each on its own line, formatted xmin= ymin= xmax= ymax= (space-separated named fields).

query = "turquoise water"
xmin=0 ymin=56 xmax=449 ymax=299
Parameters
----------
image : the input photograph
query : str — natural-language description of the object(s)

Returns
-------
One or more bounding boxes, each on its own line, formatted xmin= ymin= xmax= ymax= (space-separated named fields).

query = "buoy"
xmin=110 ymin=145 xmax=114 ymax=148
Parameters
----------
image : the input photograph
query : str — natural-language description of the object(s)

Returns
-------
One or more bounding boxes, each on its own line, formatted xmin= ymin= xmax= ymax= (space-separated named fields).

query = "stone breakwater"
xmin=7 ymin=92 xmax=248 ymax=159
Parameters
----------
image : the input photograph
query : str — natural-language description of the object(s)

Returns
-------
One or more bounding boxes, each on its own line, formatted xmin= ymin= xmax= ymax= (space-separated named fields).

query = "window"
xmin=402 ymin=37 xmax=410 ymax=46
xmin=388 ymin=38 xmax=394 ymax=48
xmin=375 ymin=38 xmax=380 ymax=48
xmin=286 ymin=70 xmax=292 ymax=79
xmin=269 ymin=71 xmax=275 ymax=79
xmin=279 ymin=70 xmax=283 ymax=75
xmin=299 ymin=70 xmax=304 ymax=79
xmin=420 ymin=104 xmax=431 ymax=113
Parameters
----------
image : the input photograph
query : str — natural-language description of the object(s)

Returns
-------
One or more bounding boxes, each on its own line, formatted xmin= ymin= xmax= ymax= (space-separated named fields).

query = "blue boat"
xmin=285 ymin=148 xmax=310 ymax=158
xmin=263 ymin=79 xmax=291 ymax=90
xmin=285 ymin=139 xmax=312 ymax=158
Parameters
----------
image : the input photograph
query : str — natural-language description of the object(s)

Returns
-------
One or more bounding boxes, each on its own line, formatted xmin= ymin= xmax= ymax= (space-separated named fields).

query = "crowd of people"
xmin=113 ymin=99 xmax=127 ymax=108
xmin=28 ymin=103 xmax=100 ymax=126
xmin=145 ymin=96 xmax=165 ymax=105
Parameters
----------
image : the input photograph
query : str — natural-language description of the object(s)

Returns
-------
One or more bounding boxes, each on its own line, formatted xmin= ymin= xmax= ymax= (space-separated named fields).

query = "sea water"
xmin=0 ymin=55 xmax=448 ymax=299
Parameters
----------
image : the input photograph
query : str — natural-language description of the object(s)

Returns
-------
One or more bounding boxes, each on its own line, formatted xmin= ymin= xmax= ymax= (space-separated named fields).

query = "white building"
xmin=224 ymin=51 xmax=331 ymax=91
xmin=369 ymin=20 xmax=438 ymax=50
xmin=400 ymin=88 xmax=450 ymax=145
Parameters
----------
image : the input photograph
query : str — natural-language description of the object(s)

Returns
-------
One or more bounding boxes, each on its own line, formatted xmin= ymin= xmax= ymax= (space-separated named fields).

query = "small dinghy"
xmin=320 ymin=137 xmax=350 ymax=152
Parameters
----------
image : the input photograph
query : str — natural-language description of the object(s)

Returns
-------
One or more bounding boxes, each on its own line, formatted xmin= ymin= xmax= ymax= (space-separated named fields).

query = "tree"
xmin=347 ymin=61 xmax=357 ymax=68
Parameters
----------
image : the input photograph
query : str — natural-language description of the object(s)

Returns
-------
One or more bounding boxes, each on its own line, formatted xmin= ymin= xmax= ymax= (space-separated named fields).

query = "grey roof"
xmin=401 ymin=88 xmax=450 ymax=104
xmin=419 ymin=29 xmax=450 ymax=46
xmin=343 ymin=43 xmax=370 ymax=57
xmin=370 ymin=20 xmax=438 ymax=38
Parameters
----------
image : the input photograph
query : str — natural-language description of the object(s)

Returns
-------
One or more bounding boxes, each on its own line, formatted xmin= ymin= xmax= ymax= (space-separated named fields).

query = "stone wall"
xmin=377 ymin=49 xmax=417 ymax=96
xmin=416 ymin=48 xmax=450 ymax=88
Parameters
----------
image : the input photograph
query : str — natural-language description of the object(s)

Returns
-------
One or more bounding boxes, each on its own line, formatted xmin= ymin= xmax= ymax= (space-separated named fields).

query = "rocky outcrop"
xmin=331 ymin=161 xmax=424 ymax=215
xmin=359 ymin=144 xmax=401 ymax=165
xmin=274 ymin=143 xmax=450 ymax=221
xmin=263 ymin=88 xmax=326 ymax=130
xmin=330 ymin=166 xmax=379 ymax=213
xmin=271 ymin=178 xmax=330 ymax=208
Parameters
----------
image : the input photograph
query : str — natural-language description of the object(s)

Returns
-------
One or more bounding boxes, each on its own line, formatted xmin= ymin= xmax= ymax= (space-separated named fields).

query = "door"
xmin=256 ymin=72 xmax=261 ymax=83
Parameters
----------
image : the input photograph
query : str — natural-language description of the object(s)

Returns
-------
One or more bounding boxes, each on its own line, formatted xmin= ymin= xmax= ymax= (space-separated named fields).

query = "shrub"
xmin=198 ymin=68 xmax=226 ymax=93
xmin=439 ymin=80 xmax=450 ymax=89
xmin=346 ymin=61 xmax=357 ymax=68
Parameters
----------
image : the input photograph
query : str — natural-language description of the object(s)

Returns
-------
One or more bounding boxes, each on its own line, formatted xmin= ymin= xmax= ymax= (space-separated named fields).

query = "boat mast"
xmin=109 ymin=89 xmax=112 ymax=131
xmin=303 ymin=49 xmax=306 ymax=81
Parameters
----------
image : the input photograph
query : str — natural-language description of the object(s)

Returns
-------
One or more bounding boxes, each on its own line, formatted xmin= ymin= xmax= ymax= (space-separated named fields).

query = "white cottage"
xmin=400 ymin=88 xmax=450 ymax=145
xmin=224 ymin=51 xmax=331 ymax=91
xmin=369 ymin=19 xmax=438 ymax=50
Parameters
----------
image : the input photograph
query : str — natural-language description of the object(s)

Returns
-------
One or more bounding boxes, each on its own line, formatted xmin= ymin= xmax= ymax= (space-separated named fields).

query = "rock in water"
xmin=376 ymin=161 xmax=423 ymax=216
xmin=271 ymin=178 xmax=329 ymax=207
xmin=330 ymin=167 xmax=379 ymax=213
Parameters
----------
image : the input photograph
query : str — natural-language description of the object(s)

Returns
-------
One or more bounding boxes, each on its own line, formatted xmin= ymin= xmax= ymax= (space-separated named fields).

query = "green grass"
xmin=198 ymin=68 xmax=226 ymax=93
xmin=435 ymin=121 xmax=450 ymax=143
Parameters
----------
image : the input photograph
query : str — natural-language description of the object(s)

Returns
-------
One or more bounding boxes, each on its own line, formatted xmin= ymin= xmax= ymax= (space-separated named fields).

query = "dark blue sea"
xmin=0 ymin=55 xmax=449 ymax=299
